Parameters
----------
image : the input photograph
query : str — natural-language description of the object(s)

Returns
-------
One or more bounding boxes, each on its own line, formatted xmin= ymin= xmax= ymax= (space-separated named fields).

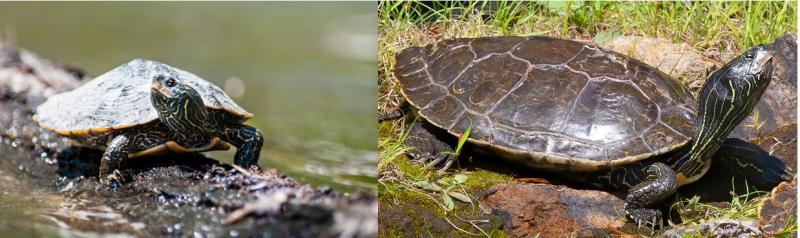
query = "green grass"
xmin=673 ymin=190 xmax=765 ymax=226
xmin=378 ymin=1 xmax=796 ymax=236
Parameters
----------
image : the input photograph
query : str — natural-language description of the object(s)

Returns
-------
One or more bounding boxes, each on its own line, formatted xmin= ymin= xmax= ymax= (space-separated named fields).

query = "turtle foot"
xmin=404 ymin=121 xmax=458 ymax=171
xmin=623 ymin=162 xmax=676 ymax=229
xmin=626 ymin=207 xmax=662 ymax=229
xmin=99 ymin=169 xmax=129 ymax=188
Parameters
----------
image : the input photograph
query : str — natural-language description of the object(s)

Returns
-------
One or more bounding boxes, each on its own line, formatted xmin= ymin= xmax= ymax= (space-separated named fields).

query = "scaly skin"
xmin=221 ymin=124 xmax=263 ymax=168
xmin=623 ymin=163 xmax=676 ymax=228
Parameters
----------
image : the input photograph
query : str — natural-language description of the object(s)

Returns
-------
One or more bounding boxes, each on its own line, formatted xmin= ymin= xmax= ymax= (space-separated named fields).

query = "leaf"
xmin=453 ymin=174 xmax=468 ymax=185
xmin=414 ymin=181 xmax=442 ymax=192
xmin=442 ymin=193 xmax=455 ymax=211
xmin=447 ymin=191 xmax=472 ymax=203
xmin=453 ymin=126 xmax=471 ymax=157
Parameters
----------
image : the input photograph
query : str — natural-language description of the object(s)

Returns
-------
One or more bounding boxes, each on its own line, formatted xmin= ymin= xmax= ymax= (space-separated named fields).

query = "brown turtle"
xmin=384 ymin=36 xmax=785 ymax=226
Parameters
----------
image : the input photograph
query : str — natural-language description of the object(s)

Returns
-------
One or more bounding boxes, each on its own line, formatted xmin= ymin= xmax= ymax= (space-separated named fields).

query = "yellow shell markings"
xmin=129 ymin=137 xmax=231 ymax=158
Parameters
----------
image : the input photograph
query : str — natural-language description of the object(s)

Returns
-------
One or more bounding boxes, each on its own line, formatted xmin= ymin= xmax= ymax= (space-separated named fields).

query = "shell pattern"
xmin=394 ymin=36 xmax=698 ymax=166
xmin=34 ymin=59 xmax=251 ymax=134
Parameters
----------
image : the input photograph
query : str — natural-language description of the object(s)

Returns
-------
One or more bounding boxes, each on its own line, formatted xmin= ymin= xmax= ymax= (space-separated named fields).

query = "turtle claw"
xmin=424 ymin=156 xmax=444 ymax=169
xmin=416 ymin=152 xmax=433 ymax=163
xmin=627 ymin=207 xmax=662 ymax=230
xmin=100 ymin=169 xmax=128 ymax=188
xmin=437 ymin=155 xmax=456 ymax=174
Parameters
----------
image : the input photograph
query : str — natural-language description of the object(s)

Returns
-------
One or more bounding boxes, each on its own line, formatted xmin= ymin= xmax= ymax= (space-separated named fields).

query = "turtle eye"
xmin=165 ymin=78 xmax=176 ymax=87
xmin=744 ymin=52 xmax=754 ymax=60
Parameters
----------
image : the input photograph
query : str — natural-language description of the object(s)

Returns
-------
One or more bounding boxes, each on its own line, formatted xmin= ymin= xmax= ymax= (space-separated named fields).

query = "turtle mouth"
xmin=151 ymin=80 xmax=173 ymax=97
xmin=748 ymin=47 xmax=773 ymax=75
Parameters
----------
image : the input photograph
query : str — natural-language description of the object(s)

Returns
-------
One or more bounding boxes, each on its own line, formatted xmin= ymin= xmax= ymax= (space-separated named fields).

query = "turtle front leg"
xmin=624 ymin=162 xmax=677 ymax=228
xmin=99 ymin=134 xmax=132 ymax=186
xmin=221 ymin=124 xmax=263 ymax=169
xmin=405 ymin=121 xmax=457 ymax=172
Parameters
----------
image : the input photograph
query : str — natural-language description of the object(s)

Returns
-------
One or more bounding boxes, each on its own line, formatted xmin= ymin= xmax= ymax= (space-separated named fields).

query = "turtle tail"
xmin=378 ymin=100 xmax=410 ymax=122
xmin=378 ymin=110 xmax=403 ymax=122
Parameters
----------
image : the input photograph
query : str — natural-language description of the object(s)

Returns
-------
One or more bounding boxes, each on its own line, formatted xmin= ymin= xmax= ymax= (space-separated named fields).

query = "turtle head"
xmin=680 ymin=45 xmax=774 ymax=175
xmin=150 ymin=74 xmax=211 ymax=133
xmin=723 ymin=45 xmax=773 ymax=87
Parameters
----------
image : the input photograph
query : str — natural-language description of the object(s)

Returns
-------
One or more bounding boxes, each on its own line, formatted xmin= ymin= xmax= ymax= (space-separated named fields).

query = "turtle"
xmin=33 ymin=59 xmax=263 ymax=185
xmin=383 ymin=36 xmax=788 ymax=226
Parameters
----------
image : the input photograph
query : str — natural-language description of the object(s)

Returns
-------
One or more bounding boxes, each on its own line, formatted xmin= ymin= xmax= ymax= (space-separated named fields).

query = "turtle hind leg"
xmin=404 ymin=121 xmax=457 ymax=171
xmin=99 ymin=134 xmax=133 ymax=187
xmin=624 ymin=162 xmax=677 ymax=228
xmin=221 ymin=124 xmax=263 ymax=169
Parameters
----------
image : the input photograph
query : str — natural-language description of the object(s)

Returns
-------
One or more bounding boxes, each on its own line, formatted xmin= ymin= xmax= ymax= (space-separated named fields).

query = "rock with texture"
xmin=758 ymin=177 xmax=797 ymax=236
xmin=479 ymin=183 xmax=625 ymax=237
xmin=600 ymin=35 xmax=721 ymax=93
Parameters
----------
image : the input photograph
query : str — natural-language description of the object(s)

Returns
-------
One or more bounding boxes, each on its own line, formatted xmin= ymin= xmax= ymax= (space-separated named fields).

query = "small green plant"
xmin=744 ymin=109 xmax=767 ymax=137
xmin=414 ymin=174 xmax=472 ymax=211
xmin=453 ymin=126 xmax=471 ymax=158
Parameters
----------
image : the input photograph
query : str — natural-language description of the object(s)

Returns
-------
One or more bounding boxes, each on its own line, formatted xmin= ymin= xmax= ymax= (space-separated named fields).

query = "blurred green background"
xmin=0 ymin=2 xmax=377 ymax=193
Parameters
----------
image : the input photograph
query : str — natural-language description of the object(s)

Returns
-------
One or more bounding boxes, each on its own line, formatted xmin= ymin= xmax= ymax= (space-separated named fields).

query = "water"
xmin=0 ymin=2 xmax=377 ymax=193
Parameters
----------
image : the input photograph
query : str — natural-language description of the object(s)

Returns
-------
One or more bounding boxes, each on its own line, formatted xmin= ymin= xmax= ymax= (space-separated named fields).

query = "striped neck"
xmin=679 ymin=46 xmax=772 ymax=175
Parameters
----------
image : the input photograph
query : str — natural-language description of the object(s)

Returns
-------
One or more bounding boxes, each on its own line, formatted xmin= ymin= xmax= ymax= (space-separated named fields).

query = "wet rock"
xmin=600 ymin=36 xmax=721 ymax=92
xmin=732 ymin=33 xmax=798 ymax=140
xmin=50 ymin=160 xmax=377 ymax=237
xmin=661 ymin=220 xmax=762 ymax=238
xmin=0 ymin=43 xmax=376 ymax=237
xmin=758 ymin=177 xmax=797 ymax=236
xmin=479 ymin=183 xmax=624 ymax=237
xmin=0 ymin=41 xmax=82 ymax=99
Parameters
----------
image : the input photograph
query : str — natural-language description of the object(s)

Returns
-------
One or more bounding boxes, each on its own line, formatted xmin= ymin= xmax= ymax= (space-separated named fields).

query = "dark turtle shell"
xmin=394 ymin=36 xmax=698 ymax=171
